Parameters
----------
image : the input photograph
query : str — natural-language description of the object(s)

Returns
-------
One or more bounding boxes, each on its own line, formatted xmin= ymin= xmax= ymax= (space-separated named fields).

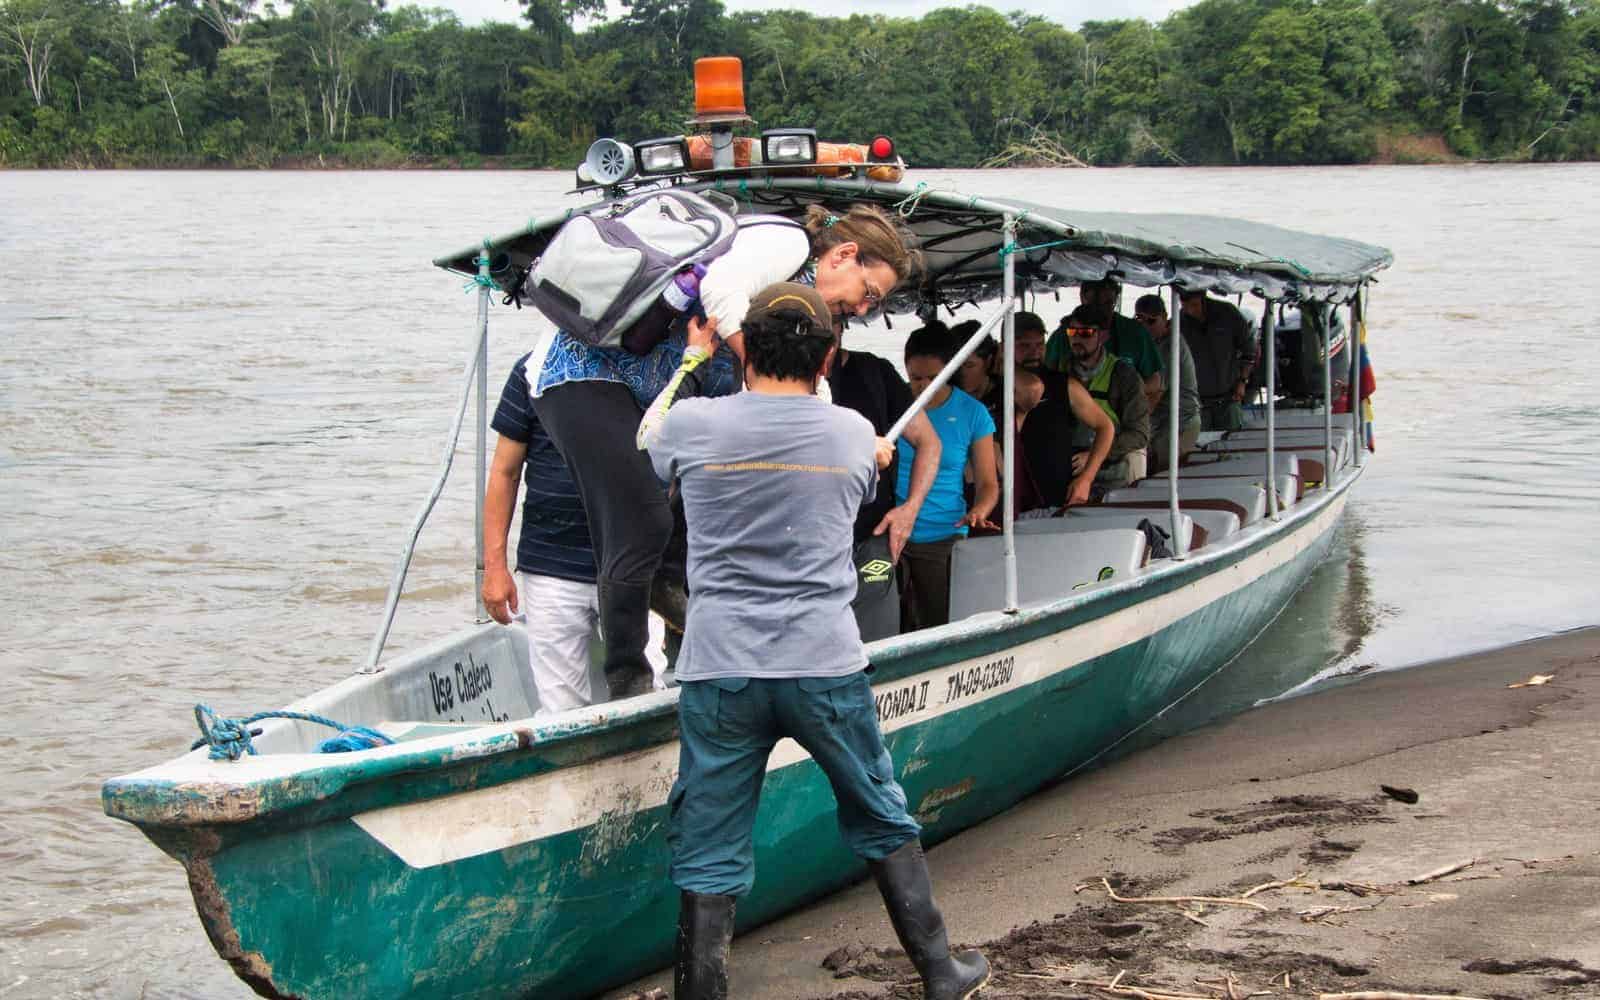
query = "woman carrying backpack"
xmin=520 ymin=203 xmax=922 ymax=700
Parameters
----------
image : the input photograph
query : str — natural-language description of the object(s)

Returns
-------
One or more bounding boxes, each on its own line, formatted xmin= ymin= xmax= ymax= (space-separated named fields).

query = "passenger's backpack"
xmin=519 ymin=189 xmax=780 ymax=349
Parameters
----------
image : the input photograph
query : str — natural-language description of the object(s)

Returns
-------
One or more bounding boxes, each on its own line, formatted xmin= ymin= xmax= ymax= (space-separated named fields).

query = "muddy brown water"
xmin=2 ymin=165 xmax=1598 ymax=997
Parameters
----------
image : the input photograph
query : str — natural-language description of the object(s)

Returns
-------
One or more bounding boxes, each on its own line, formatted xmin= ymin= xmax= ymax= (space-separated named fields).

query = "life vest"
xmin=1084 ymin=352 xmax=1122 ymax=426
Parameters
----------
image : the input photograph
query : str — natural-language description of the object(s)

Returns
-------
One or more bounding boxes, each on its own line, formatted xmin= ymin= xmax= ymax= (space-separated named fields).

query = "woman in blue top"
xmin=895 ymin=323 xmax=998 ymax=632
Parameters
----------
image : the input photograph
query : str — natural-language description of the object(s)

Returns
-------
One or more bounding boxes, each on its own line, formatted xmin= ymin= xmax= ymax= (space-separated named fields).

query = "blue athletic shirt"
xmin=895 ymin=387 xmax=996 ymax=544
xmin=491 ymin=353 xmax=596 ymax=583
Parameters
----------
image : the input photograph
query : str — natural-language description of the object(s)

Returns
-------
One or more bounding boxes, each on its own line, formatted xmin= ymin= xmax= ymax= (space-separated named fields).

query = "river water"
xmin=2 ymin=166 xmax=1597 ymax=997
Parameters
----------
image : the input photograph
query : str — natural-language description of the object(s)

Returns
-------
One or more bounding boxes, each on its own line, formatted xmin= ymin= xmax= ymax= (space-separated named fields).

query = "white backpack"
xmin=520 ymin=190 xmax=794 ymax=348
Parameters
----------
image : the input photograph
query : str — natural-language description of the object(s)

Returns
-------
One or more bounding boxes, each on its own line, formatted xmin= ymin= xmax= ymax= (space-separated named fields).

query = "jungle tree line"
xmin=3 ymin=0 xmax=1598 ymax=167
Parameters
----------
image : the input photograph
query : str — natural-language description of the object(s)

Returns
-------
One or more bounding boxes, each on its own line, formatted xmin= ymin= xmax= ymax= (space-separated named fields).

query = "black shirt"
xmin=491 ymin=353 xmax=596 ymax=583
xmin=828 ymin=350 xmax=912 ymax=542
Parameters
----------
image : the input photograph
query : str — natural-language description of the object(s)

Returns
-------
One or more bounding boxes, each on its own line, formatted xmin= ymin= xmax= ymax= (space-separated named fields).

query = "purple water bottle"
xmin=621 ymin=263 xmax=709 ymax=355
xmin=660 ymin=263 xmax=708 ymax=315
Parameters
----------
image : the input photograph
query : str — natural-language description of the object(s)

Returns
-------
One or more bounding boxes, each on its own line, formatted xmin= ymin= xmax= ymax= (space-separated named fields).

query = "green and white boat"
xmin=101 ymin=135 xmax=1390 ymax=999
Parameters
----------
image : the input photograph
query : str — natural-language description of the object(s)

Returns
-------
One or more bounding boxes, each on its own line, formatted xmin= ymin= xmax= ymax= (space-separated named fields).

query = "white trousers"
xmin=516 ymin=572 xmax=669 ymax=718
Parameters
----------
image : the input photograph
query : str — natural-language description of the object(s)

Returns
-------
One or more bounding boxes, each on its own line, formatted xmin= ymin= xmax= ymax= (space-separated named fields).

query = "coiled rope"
xmin=191 ymin=704 xmax=395 ymax=761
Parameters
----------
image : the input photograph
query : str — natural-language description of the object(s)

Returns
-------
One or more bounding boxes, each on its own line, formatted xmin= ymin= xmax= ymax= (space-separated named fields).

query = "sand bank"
xmin=612 ymin=627 xmax=1600 ymax=999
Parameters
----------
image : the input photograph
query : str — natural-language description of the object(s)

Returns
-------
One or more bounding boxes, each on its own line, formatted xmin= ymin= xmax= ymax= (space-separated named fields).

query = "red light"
xmin=870 ymin=136 xmax=894 ymax=160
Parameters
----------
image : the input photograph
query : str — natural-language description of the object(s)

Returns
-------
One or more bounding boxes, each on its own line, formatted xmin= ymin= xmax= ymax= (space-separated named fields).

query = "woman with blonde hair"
xmin=512 ymin=203 xmax=922 ymax=699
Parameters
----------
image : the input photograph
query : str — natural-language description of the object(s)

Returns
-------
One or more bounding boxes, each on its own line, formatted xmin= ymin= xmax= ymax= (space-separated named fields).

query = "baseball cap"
xmin=743 ymin=282 xmax=835 ymax=339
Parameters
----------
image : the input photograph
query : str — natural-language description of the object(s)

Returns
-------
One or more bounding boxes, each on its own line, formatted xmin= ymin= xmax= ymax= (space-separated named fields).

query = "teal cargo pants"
xmin=667 ymin=671 xmax=922 ymax=896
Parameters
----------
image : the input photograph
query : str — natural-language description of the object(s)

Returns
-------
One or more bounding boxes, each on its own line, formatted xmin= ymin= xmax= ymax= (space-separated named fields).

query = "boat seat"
xmin=949 ymin=529 xmax=1147 ymax=620
xmin=1191 ymin=448 xmax=1325 ymax=489
xmin=1143 ymin=470 xmax=1300 ymax=507
xmin=1073 ymin=502 xmax=1242 ymax=548
xmin=1013 ymin=509 xmax=1198 ymax=552
xmin=1102 ymin=481 xmax=1268 ymax=525
xmin=1185 ymin=450 xmax=1300 ymax=477
xmin=1210 ymin=432 xmax=1350 ymax=469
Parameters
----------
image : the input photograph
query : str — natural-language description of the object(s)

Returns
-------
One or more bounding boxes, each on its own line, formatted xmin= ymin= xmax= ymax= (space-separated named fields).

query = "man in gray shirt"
xmin=1135 ymin=294 xmax=1202 ymax=472
xmin=644 ymin=283 xmax=988 ymax=1000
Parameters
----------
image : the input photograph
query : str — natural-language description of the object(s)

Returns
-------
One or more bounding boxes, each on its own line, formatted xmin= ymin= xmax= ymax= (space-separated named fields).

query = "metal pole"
xmin=1263 ymin=301 xmax=1279 ymax=520
xmin=1167 ymin=287 xmax=1186 ymax=559
xmin=886 ymin=299 xmax=1016 ymax=443
xmin=1321 ymin=301 xmax=1334 ymax=491
xmin=1001 ymin=215 xmax=1018 ymax=613
xmin=1349 ymin=288 xmax=1364 ymax=469
xmin=363 ymin=278 xmax=491 ymax=671
xmin=474 ymin=243 xmax=490 ymax=622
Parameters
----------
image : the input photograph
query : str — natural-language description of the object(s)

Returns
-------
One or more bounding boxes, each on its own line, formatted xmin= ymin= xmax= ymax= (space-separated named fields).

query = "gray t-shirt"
xmin=1158 ymin=332 xmax=1202 ymax=428
xmin=650 ymin=391 xmax=878 ymax=681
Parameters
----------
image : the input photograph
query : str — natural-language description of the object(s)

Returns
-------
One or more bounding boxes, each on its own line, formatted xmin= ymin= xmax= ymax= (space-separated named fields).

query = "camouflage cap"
xmin=743 ymin=282 xmax=835 ymax=340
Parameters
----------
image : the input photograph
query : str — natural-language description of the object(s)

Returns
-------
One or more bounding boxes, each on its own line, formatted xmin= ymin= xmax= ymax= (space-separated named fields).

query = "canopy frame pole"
xmin=1322 ymin=300 xmax=1334 ymax=491
xmin=1001 ymin=215 xmax=1019 ymax=613
xmin=474 ymin=247 xmax=490 ymax=623
xmin=886 ymin=300 xmax=1017 ymax=443
xmin=1349 ymin=287 xmax=1365 ymax=469
xmin=362 ymin=246 xmax=492 ymax=672
xmin=1263 ymin=300 xmax=1279 ymax=520
xmin=1166 ymin=286 xmax=1186 ymax=559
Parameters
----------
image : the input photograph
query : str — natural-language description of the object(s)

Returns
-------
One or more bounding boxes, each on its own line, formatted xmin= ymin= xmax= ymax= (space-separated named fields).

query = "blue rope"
xmin=191 ymin=703 xmax=395 ymax=761
xmin=998 ymin=236 xmax=1076 ymax=261
xmin=463 ymin=252 xmax=497 ymax=293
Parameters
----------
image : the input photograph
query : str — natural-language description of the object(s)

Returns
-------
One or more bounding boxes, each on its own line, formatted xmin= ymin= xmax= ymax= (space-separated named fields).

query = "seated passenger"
xmin=897 ymin=325 xmax=998 ymax=631
xmin=1058 ymin=304 xmax=1152 ymax=487
xmin=1016 ymin=367 xmax=1116 ymax=511
xmin=1178 ymin=288 xmax=1258 ymax=431
xmin=1013 ymin=312 xmax=1049 ymax=370
xmin=1134 ymin=294 xmax=1202 ymax=472
xmin=954 ymin=325 xmax=1003 ymax=425
xmin=997 ymin=367 xmax=1047 ymax=515
xmin=826 ymin=335 xmax=942 ymax=562
xmin=1045 ymin=278 xmax=1165 ymax=404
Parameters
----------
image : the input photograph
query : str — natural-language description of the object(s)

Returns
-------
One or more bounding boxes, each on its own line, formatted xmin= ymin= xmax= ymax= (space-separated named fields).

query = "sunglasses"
xmin=1066 ymin=326 xmax=1101 ymax=339
xmin=1134 ymin=313 xmax=1161 ymax=324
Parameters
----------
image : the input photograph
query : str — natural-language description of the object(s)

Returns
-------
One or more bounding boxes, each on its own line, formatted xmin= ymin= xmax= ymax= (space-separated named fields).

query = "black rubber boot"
xmin=674 ymin=891 xmax=736 ymax=1000
xmin=869 ymin=841 xmax=989 ymax=1000
xmin=598 ymin=579 xmax=655 ymax=699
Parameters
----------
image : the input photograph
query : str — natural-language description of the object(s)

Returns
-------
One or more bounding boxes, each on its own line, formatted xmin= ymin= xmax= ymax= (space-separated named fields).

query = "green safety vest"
xmin=1085 ymin=352 xmax=1121 ymax=426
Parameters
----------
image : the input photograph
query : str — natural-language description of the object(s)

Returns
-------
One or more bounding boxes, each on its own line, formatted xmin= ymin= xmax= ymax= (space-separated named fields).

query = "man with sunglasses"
xmin=1045 ymin=278 xmax=1164 ymax=407
xmin=1059 ymin=304 xmax=1152 ymax=488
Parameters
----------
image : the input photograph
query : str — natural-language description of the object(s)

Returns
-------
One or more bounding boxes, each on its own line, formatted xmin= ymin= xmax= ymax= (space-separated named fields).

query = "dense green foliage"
xmin=3 ymin=0 xmax=1598 ymax=166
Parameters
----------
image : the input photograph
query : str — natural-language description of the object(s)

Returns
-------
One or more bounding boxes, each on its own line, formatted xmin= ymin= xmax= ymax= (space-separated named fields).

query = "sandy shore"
xmin=610 ymin=627 xmax=1600 ymax=1000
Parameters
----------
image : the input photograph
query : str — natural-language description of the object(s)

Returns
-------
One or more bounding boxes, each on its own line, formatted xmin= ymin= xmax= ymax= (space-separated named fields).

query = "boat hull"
xmin=118 ymin=483 xmax=1351 ymax=1000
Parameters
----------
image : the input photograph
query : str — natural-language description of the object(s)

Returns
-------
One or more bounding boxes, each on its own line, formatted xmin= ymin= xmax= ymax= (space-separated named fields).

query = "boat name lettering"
xmin=875 ymin=680 xmax=931 ymax=723
xmin=945 ymin=657 xmax=1015 ymax=704
xmin=428 ymin=669 xmax=455 ymax=714
xmin=455 ymin=655 xmax=493 ymax=703
xmin=425 ymin=655 xmax=495 ymax=716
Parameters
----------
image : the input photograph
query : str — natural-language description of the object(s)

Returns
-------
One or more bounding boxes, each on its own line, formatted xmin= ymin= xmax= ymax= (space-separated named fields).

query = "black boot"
xmin=674 ymin=891 xmax=735 ymax=1000
xmin=598 ymin=579 xmax=655 ymax=699
xmin=869 ymin=841 xmax=989 ymax=1000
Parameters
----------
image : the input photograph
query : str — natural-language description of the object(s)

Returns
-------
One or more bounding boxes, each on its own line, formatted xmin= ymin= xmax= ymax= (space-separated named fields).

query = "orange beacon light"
xmin=694 ymin=57 xmax=746 ymax=118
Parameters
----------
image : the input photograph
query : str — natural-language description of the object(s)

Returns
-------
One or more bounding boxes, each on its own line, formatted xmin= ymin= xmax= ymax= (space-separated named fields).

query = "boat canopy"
xmin=435 ymin=176 xmax=1392 ymax=308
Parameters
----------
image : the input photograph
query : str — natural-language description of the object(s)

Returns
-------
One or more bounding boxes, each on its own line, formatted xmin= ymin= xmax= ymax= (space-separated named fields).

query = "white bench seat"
xmin=949 ymin=529 xmax=1148 ymax=620
xmin=1103 ymin=481 xmax=1268 ymax=525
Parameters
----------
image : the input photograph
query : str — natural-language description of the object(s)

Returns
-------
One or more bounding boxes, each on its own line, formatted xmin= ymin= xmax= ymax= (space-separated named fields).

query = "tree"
xmin=294 ymin=0 xmax=377 ymax=141
xmin=1 ymin=0 xmax=62 ymax=106
xmin=1225 ymin=5 xmax=1326 ymax=161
